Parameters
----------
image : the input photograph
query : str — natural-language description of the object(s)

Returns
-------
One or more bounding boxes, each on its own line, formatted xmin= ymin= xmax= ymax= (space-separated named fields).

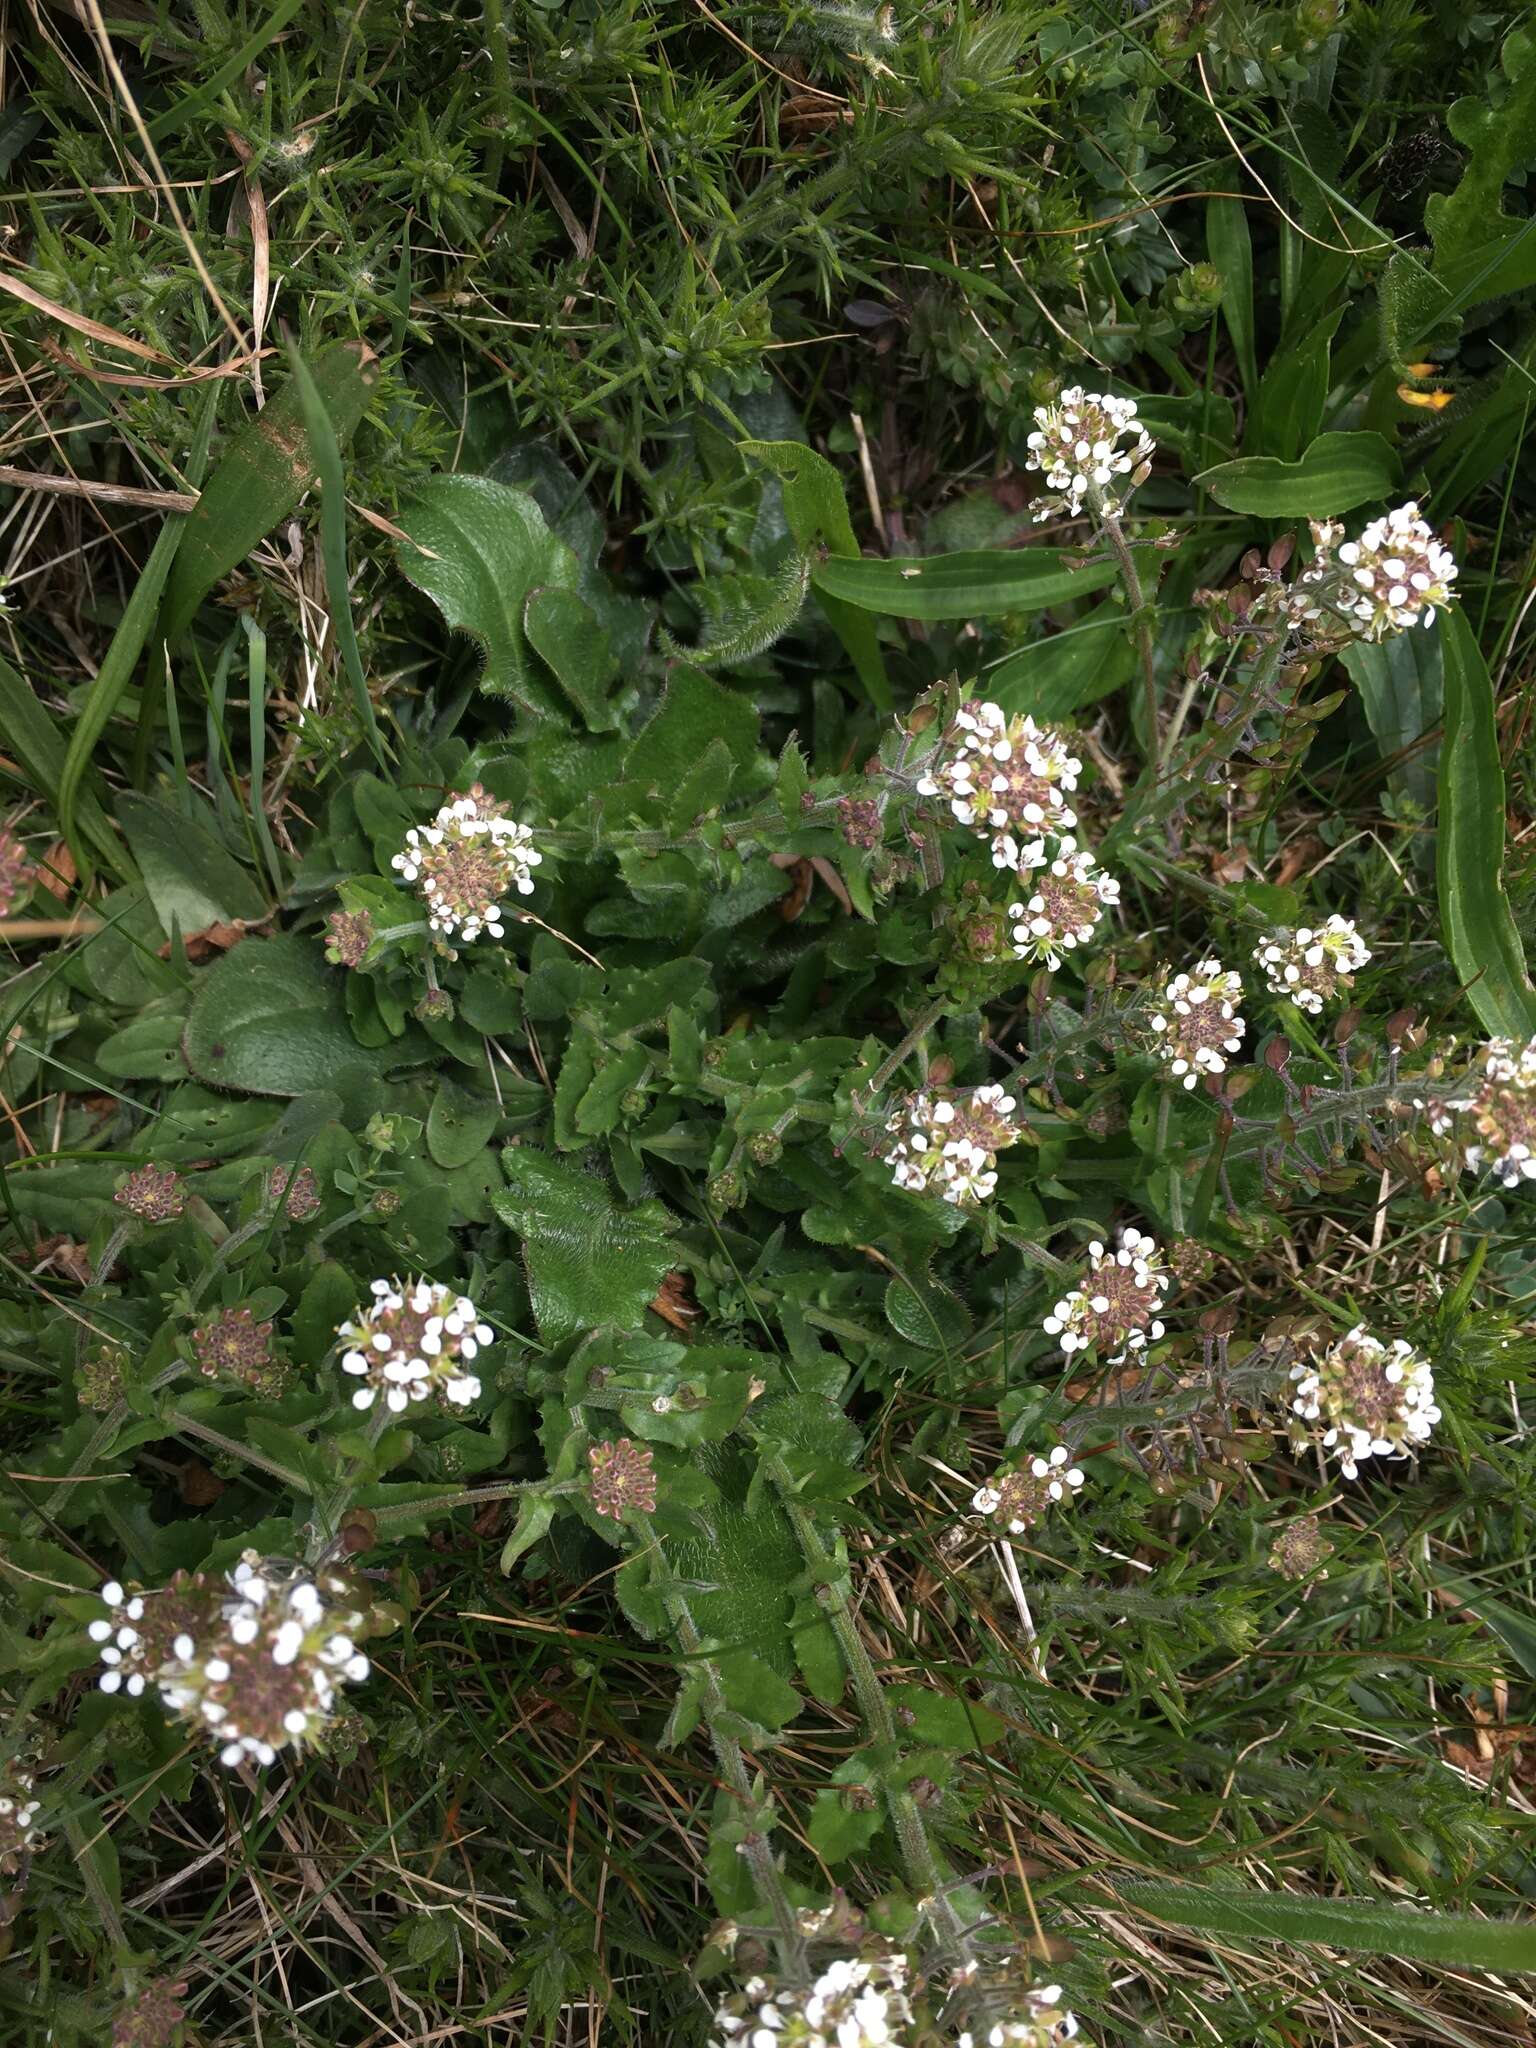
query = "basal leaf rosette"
xmin=88 ymin=1556 xmax=391 ymax=1769
xmin=336 ymin=1277 xmax=492 ymax=1414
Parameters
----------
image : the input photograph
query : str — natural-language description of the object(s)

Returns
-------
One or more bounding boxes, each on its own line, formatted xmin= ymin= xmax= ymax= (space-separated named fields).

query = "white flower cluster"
xmin=1290 ymin=1325 xmax=1440 ymax=1479
xmin=88 ymin=1556 xmax=374 ymax=1770
xmin=917 ymin=701 xmax=1080 ymax=869
xmin=337 ymin=1277 xmax=492 ymax=1413
xmin=882 ymin=1083 xmax=1020 ymax=1206
xmin=972 ymin=1445 xmax=1085 ymax=1535
xmin=1253 ymin=918 xmax=1370 ymax=1015
xmin=1431 ymin=1035 xmax=1536 ymax=1188
xmin=712 ymin=1952 xmax=913 ymax=2048
xmin=1149 ymin=958 xmax=1246 ymax=1089
xmin=1009 ymin=839 xmax=1121 ymax=971
xmin=957 ymin=1984 xmax=1084 ymax=2047
xmin=1293 ymin=502 xmax=1457 ymax=641
xmin=0 ymin=1763 xmax=41 ymax=1880
xmin=1045 ymin=1228 xmax=1168 ymax=1362
xmin=392 ymin=784 xmax=541 ymax=944
xmin=1024 ymin=388 xmax=1155 ymax=522
xmin=915 ymin=700 xmax=1120 ymax=975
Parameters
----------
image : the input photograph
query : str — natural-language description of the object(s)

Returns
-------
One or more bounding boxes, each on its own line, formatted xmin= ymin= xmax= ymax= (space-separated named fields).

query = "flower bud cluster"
xmin=1291 ymin=502 xmax=1457 ymax=641
xmin=1045 ymin=1228 xmax=1168 ymax=1361
xmin=1289 ymin=1325 xmax=1440 ymax=1479
xmin=336 ymin=1278 xmax=492 ymax=1414
xmin=88 ymin=1555 xmax=381 ymax=1769
xmin=392 ymin=785 xmax=541 ymax=945
xmin=711 ymin=1950 xmax=913 ymax=2048
xmin=1431 ymin=1035 xmax=1536 ymax=1188
xmin=882 ymin=1084 xmax=1020 ymax=1207
xmin=1148 ymin=959 xmax=1246 ymax=1089
xmin=1253 ymin=918 xmax=1370 ymax=1015
xmin=971 ymin=1445 xmax=1085 ymax=1535
xmin=1024 ymin=388 xmax=1154 ymax=521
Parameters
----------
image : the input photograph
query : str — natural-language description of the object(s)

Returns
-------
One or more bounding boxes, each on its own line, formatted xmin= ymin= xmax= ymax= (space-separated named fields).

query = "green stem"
xmin=635 ymin=1512 xmax=803 ymax=1961
xmin=370 ymin=1476 xmax=546 ymax=1527
xmin=1096 ymin=508 xmax=1161 ymax=773
xmin=865 ymin=996 xmax=949 ymax=1099
xmin=1155 ymin=1089 xmax=1185 ymax=1235
xmin=756 ymin=1446 xmax=972 ymax=1956
xmin=168 ymin=1410 xmax=309 ymax=1493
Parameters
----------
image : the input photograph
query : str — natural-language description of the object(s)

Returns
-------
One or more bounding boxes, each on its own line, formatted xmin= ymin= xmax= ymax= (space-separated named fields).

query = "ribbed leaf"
xmin=1436 ymin=607 xmax=1536 ymax=1037
xmin=811 ymin=549 xmax=1116 ymax=620
xmin=1118 ymin=1878 xmax=1536 ymax=1972
xmin=1195 ymin=431 xmax=1399 ymax=517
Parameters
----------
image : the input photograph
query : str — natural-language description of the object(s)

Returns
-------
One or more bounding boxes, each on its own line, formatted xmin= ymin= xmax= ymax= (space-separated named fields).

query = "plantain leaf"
xmin=396 ymin=475 xmax=578 ymax=722
xmin=160 ymin=341 xmax=378 ymax=642
xmin=1117 ymin=1878 xmax=1536 ymax=1972
xmin=987 ymin=601 xmax=1137 ymax=718
xmin=1206 ymin=190 xmax=1257 ymax=396
xmin=739 ymin=438 xmax=890 ymax=707
xmin=1436 ymin=607 xmax=1536 ymax=1038
xmin=812 ymin=549 xmax=1117 ymax=620
xmin=1195 ymin=432 xmax=1399 ymax=517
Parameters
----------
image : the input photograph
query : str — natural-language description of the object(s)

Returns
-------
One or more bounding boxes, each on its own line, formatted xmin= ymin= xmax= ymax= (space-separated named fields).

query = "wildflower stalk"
xmin=863 ymin=996 xmax=950 ymax=1099
xmin=1096 ymin=507 xmax=1161 ymax=772
xmin=632 ymin=1512 xmax=804 ymax=1962
xmin=754 ymin=1442 xmax=973 ymax=1957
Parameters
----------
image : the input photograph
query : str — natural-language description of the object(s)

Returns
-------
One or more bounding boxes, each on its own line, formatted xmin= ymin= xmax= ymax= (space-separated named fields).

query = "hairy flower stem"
xmin=1096 ymin=508 xmax=1161 ymax=773
xmin=757 ymin=1446 xmax=973 ymax=1958
xmin=635 ymin=1514 xmax=804 ymax=1962
xmin=865 ymin=996 xmax=950 ymax=1099
xmin=184 ymin=1209 xmax=280 ymax=1313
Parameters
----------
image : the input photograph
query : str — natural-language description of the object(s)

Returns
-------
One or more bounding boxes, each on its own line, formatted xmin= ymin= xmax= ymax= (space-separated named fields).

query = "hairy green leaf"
xmin=492 ymin=1150 xmax=674 ymax=1342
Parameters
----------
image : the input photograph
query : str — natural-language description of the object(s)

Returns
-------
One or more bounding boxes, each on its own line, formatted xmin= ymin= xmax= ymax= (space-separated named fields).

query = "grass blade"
xmin=1436 ymin=606 xmax=1536 ymax=1037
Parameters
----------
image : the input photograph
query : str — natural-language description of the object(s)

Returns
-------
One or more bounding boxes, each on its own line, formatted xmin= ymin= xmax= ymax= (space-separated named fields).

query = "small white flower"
xmin=1291 ymin=501 xmax=1457 ymax=641
xmin=882 ymin=1084 xmax=1020 ymax=1208
xmin=1023 ymin=387 xmax=1155 ymax=522
xmin=1253 ymin=917 xmax=1370 ymax=1014
xmin=391 ymin=783 xmax=541 ymax=945
xmin=917 ymin=701 xmax=1081 ymax=864
xmin=1148 ymin=958 xmax=1246 ymax=1089
xmin=1432 ymin=1035 xmax=1536 ymax=1188
xmin=1045 ymin=1228 xmax=1168 ymax=1362
xmin=1008 ymin=839 xmax=1120 ymax=971
xmin=972 ymin=1445 xmax=1086 ymax=1536
xmin=1290 ymin=1324 xmax=1439 ymax=1479
xmin=337 ymin=1276 xmax=491 ymax=1414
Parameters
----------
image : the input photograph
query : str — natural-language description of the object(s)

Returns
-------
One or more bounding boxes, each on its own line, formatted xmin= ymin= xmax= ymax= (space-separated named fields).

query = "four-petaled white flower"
xmin=882 ymin=1084 xmax=1020 ymax=1208
xmin=337 ymin=1278 xmax=492 ymax=1414
xmin=88 ymin=1555 xmax=376 ymax=1770
xmin=1289 ymin=1325 xmax=1440 ymax=1479
xmin=1009 ymin=839 xmax=1121 ymax=970
xmin=1045 ymin=1228 xmax=1168 ymax=1362
xmin=392 ymin=784 xmax=541 ymax=944
xmin=710 ymin=1950 xmax=913 ymax=2048
xmin=917 ymin=701 xmax=1081 ymax=871
xmin=1293 ymin=502 xmax=1457 ymax=641
xmin=1431 ymin=1035 xmax=1536 ymax=1188
xmin=1149 ymin=958 xmax=1246 ymax=1089
xmin=972 ymin=1445 xmax=1086 ymax=1535
xmin=1024 ymin=387 xmax=1155 ymax=522
xmin=957 ymin=1982 xmax=1085 ymax=2046
xmin=1253 ymin=918 xmax=1370 ymax=1015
